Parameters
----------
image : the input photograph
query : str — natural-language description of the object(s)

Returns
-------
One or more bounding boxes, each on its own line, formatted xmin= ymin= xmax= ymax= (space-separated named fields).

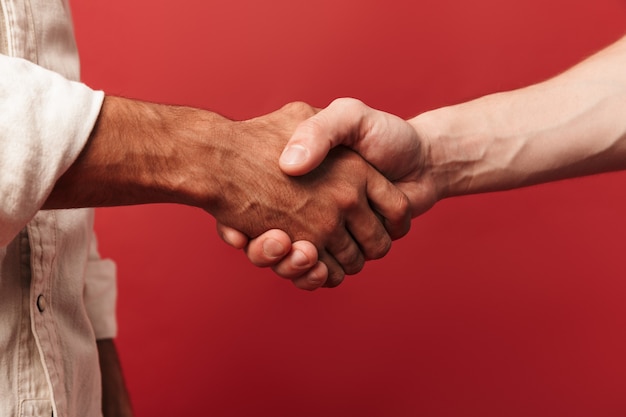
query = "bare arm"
xmin=416 ymin=35 xmax=626 ymax=198
xmin=44 ymin=96 xmax=232 ymax=210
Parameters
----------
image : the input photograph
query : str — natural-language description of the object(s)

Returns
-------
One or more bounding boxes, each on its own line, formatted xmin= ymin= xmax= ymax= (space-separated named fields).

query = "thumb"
xmin=279 ymin=98 xmax=367 ymax=176
xmin=278 ymin=118 xmax=333 ymax=176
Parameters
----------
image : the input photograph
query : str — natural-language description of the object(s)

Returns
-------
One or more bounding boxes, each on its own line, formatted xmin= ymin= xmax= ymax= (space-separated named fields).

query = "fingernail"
xmin=292 ymin=249 xmax=310 ymax=268
xmin=280 ymin=145 xmax=309 ymax=166
xmin=263 ymin=238 xmax=285 ymax=259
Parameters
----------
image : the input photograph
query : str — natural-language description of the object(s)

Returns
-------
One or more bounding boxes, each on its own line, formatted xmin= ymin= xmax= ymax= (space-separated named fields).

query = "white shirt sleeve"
xmin=0 ymin=54 xmax=104 ymax=246
xmin=83 ymin=228 xmax=118 ymax=340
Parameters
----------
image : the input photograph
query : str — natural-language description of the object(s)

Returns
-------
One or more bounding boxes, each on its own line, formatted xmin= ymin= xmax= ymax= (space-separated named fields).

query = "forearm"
xmin=43 ymin=95 xmax=230 ymax=210
xmin=97 ymin=339 xmax=133 ymax=417
xmin=413 ymin=34 xmax=626 ymax=199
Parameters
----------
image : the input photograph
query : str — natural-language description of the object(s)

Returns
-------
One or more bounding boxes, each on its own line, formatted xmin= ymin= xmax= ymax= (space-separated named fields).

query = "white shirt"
xmin=0 ymin=1 xmax=116 ymax=416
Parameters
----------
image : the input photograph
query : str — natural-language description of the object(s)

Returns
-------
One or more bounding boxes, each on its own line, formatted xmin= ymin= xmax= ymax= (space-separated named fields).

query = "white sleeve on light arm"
xmin=0 ymin=54 xmax=104 ymax=246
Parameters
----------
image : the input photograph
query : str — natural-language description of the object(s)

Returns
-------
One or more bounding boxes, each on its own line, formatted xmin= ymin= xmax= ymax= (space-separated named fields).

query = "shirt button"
xmin=36 ymin=295 xmax=46 ymax=313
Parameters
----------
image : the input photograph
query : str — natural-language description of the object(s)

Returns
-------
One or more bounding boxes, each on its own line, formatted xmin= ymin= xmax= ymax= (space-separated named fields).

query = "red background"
xmin=69 ymin=1 xmax=626 ymax=416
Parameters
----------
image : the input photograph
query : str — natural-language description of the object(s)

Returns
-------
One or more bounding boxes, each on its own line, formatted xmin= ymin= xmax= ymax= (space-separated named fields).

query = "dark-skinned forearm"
xmin=97 ymin=339 xmax=133 ymax=417
xmin=43 ymin=96 xmax=230 ymax=210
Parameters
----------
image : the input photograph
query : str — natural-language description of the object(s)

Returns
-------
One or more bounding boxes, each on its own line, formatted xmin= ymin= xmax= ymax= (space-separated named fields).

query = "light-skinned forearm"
xmin=413 ymin=34 xmax=626 ymax=200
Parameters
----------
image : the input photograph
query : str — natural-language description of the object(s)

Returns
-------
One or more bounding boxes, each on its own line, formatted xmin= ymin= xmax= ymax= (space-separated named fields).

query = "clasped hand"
xmin=216 ymin=99 xmax=434 ymax=290
xmin=210 ymin=101 xmax=412 ymax=288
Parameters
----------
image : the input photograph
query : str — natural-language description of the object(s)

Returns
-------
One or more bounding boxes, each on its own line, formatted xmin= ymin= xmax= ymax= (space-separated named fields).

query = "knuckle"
xmin=396 ymin=193 xmax=411 ymax=216
xmin=324 ymin=272 xmax=345 ymax=288
xmin=337 ymin=248 xmax=365 ymax=275
xmin=383 ymin=193 xmax=412 ymax=240
xmin=365 ymin=235 xmax=392 ymax=260
xmin=347 ymin=259 xmax=365 ymax=275
xmin=334 ymin=185 xmax=362 ymax=212
xmin=331 ymin=97 xmax=365 ymax=112
xmin=297 ymin=116 xmax=325 ymax=139
xmin=283 ymin=101 xmax=315 ymax=118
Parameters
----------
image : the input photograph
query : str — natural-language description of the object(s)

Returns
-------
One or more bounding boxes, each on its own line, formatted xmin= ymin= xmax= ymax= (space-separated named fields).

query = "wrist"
xmin=408 ymin=107 xmax=463 ymax=202
xmin=409 ymin=96 xmax=508 ymax=201
xmin=145 ymin=102 xmax=237 ymax=210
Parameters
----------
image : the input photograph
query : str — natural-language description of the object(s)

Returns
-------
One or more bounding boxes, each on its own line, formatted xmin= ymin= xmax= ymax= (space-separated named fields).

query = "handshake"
xmin=213 ymin=98 xmax=433 ymax=290
xmin=46 ymin=34 xmax=626 ymax=290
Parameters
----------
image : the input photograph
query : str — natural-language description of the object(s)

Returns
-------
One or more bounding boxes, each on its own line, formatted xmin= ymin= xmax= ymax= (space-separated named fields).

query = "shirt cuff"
xmin=0 ymin=55 xmax=105 ymax=246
